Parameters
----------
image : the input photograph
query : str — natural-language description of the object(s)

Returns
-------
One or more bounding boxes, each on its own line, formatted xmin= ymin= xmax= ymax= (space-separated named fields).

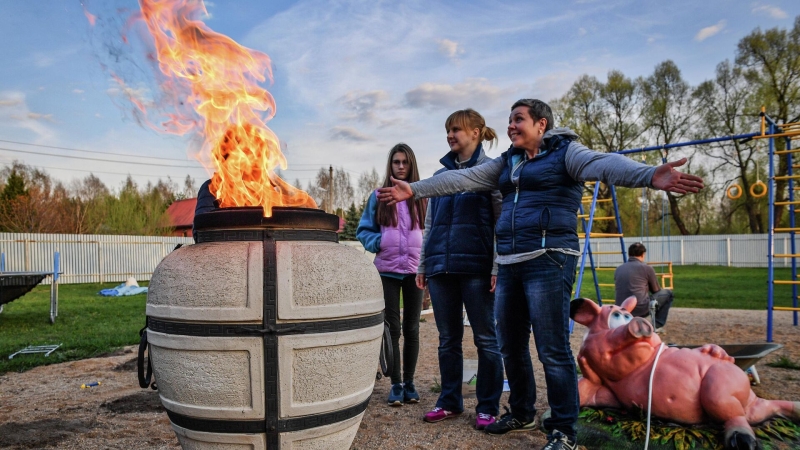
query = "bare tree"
xmin=639 ymin=60 xmax=703 ymax=234
xmin=357 ymin=168 xmax=381 ymax=206
xmin=65 ymin=174 xmax=111 ymax=234
xmin=695 ymin=60 xmax=766 ymax=233
xmin=306 ymin=167 xmax=354 ymax=215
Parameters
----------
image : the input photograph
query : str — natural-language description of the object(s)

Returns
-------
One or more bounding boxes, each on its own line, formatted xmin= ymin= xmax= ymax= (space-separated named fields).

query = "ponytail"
xmin=445 ymin=109 xmax=497 ymax=149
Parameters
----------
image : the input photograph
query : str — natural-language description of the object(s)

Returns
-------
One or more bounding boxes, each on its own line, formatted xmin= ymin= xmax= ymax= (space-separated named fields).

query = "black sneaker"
xmin=541 ymin=430 xmax=577 ymax=450
xmin=484 ymin=407 xmax=537 ymax=435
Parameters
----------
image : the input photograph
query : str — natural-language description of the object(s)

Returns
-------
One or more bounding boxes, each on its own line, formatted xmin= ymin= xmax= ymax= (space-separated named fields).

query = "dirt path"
xmin=1 ymin=308 xmax=798 ymax=449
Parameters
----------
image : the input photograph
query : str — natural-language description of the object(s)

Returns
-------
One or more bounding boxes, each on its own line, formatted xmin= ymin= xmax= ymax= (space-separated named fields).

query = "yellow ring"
xmin=726 ymin=184 xmax=742 ymax=200
xmin=750 ymin=181 xmax=767 ymax=198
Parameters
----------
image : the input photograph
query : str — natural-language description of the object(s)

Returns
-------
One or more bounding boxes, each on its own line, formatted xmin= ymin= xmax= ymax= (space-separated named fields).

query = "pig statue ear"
xmin=621 ymin=296 xmax=638 ymax=313
xmin=570 ymin=298 xmax=601 ymax=326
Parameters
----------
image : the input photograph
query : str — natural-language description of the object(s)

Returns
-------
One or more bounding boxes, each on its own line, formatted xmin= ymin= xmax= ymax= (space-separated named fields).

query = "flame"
xmin=136 ymin=0 xmax=315 ymax=215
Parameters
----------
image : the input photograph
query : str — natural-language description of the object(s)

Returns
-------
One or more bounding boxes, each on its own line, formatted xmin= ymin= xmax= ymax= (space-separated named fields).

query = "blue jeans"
xmin=428 ymin=274 xmax=504 ymax=415
xmin=495 ymin=252 xmax=579 ymax=440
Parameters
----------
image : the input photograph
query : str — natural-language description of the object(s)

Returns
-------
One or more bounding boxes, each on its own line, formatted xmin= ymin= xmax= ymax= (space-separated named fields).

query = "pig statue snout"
xmin=628 ymin=316 xmax=653 ymax=339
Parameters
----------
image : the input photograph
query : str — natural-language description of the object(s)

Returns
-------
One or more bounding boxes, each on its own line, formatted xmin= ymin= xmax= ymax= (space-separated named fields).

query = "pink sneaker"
xmin=475 ymin=412 xmax=496 ymax=430
xmin=423 ymin=407 xmax=461 ymax=423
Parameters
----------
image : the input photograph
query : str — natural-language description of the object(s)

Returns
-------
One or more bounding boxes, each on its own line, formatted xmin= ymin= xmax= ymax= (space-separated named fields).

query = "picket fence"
xmin=0 ymin=232 xmax=793 ymax=285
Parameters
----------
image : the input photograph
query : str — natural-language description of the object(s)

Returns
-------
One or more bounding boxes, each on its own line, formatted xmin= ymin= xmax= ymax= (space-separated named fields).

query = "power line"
xmin=0 ymin=146 xmax=206 ymax=169
xmin=23 ymin=164 xmax=198 ymax=179
xmin=0 ymin=138 xmax=196 ymax=163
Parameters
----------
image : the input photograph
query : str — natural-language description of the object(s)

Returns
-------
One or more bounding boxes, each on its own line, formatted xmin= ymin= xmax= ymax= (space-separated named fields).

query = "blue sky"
xmin=0 ymin=0 xmax=797 ymax=194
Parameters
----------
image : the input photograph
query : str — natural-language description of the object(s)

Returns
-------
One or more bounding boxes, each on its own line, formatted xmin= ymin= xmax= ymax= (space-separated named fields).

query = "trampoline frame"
xmin=0 ymin=252 xmax=61 ymax=324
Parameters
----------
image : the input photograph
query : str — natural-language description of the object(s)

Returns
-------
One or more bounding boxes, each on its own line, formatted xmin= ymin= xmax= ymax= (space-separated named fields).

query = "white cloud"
xmin=404 ymin=78 xmax=515 ymax=110
xmin=29 ymin=47 xmax=81 ymax=68
xmin=751 ymin=3 xmax=788 ymax=19
xmin=578 ymin=28 xmax=587 ymax=36
xmin=73 ymin=89 xmax=85 ymax=94
xmin=0 ymin=91 xmax=57 ymax=141
xmin=337 ymin=90 xmax=390 ymax=123
xmin=437 ymin=39 xmax=464 ymax=60
xmin=25 ymin=112 xmax=55 ymax=122
xmin=695 ymin=20 xmax=726 ymax=42
xmin=329 ymin=126 xmax=372 ymax=142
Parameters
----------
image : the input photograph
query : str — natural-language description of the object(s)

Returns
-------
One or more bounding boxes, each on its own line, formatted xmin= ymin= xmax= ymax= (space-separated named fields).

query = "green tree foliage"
xmin=736 ymin=17 xmax=800 ymax=226
xmin=101 ymin=177 xmax=176 ymax=235
xmin=340 ymin=202 xmax=362 ymax=241
xmin=0 ymin=163 xmax=179 ymax=235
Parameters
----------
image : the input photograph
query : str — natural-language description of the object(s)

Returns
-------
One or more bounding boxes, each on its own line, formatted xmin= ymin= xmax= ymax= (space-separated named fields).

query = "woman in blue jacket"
xmin=418 ymin=109 xmax=504 ymax=431
xmin=378 ymin=99 xmax=704 ymax=450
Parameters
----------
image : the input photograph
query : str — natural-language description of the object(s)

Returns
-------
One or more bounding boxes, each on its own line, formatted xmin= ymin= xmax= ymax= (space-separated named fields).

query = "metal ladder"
xmin=762 ymin=108 xmax=800 ymax=342
xmin=574 ymin=181 xmax=627 ymax=305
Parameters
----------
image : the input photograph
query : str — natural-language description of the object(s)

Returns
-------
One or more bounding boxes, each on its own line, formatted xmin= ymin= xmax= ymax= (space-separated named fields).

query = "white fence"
xmin=0 ymin=232 xmax=791 ymax=285
xmin=583 ymin=234 xmax=797 ymax=268
xmin=0 ymin=233 xmax=193 ymax=284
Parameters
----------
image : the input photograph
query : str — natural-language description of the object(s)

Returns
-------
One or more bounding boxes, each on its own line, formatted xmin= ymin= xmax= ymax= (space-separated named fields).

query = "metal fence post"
xmin=24 ymin=239 xmax=30 ymax=271
xmin=727 ymin=238 xmax=731 ymax=267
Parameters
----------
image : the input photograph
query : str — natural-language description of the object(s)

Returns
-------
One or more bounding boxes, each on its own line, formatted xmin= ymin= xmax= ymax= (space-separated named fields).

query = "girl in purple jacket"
xmin=357 ymin=143 xmax=427 ymax=406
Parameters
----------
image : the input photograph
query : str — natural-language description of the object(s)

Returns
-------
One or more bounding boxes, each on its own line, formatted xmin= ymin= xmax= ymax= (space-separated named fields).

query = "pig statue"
xmin=570 ymin=296 xmax=800 ymax=450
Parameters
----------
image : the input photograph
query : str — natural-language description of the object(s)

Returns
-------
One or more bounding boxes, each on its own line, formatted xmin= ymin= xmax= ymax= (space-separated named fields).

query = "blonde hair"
xmin=444 ymin=109 xmax=498 ymax=148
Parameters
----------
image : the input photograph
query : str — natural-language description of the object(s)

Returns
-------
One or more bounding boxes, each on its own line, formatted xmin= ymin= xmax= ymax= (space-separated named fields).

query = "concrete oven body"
xmin=144 ymin=207 xmax=385 ymax=449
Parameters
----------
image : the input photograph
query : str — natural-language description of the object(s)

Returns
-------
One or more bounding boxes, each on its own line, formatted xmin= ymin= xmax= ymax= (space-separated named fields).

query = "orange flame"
xmin=137 ymin=0 xmax=315 ymax=216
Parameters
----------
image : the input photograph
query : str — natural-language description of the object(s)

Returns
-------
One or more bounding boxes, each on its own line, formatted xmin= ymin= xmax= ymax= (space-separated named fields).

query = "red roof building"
xmin=165 ymin=198 xmax=197 ymax=237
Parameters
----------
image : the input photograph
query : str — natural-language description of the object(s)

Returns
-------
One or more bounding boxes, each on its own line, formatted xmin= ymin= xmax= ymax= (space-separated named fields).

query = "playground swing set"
xmin=572 ymin=106 xmax=800 ymax=356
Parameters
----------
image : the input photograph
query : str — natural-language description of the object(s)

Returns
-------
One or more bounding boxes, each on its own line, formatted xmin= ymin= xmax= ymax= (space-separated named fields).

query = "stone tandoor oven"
xmin=143 ymin=206 xmax=384 ymax=449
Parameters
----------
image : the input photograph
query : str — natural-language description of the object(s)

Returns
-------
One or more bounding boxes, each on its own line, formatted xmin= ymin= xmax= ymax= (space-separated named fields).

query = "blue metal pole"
xmin=572 ymin=183 xmax=602 ymax=334
xmin=577 ymin=203 xmax=603 ymax=304
xmin=767 ymin=125 xmax=776 ymax=342
xmin=54 ymin=251 xmax=60 ymax=282
xmin=611 ymin=186 xmax=627 ymax=264
xmin=575 ymin=182 xmax=601 ymax=299
xmin=0 ymin=251 xmax=4 ymax=272
xmin=789 ymin=138 xmax=799 ymax=327
xmin=617 ymin=133 xmax=760 ymax=156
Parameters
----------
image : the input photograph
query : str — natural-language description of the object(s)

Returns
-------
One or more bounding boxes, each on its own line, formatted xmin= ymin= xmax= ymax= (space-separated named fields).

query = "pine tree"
xmin=1 ymin=170 xmax=28 ymax=204
xmin=340 ymin=203 xmax=361 ymax=241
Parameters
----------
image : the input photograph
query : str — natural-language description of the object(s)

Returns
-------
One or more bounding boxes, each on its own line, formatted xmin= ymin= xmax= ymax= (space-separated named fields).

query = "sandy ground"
xmin=1 ymin=308 xmax=799 ymax=450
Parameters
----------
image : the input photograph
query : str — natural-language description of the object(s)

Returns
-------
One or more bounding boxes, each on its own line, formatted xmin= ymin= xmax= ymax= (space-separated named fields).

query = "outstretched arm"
xmin=378 ymin=157 xmax=504 ymax=205
xmin=566 ymin=142 xmax=703 ymax=193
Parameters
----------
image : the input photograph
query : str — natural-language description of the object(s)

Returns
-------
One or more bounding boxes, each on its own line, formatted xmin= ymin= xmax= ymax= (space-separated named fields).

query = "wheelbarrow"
xmin=668 ymin=343 xmax=784 ymax=370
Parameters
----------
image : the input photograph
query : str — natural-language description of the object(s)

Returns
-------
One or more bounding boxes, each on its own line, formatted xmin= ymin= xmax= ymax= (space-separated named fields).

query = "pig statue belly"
xmin=570 ymin=297 xmax=800 ymax=450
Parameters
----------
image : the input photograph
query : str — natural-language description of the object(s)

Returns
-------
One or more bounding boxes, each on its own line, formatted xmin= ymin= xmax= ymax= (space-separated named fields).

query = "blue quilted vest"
xmin=424 ymin=145 xmax=495 ymax=276
xmin=495 ymin=135 xmax=583 ymax=255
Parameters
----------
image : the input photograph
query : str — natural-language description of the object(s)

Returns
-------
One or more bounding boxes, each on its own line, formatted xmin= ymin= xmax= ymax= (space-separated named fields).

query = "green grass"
xmin=766 ymin=356 xmax=800 ymax=370
xmin=1 ymin=265 xmax=798 ymax=375
xmin=578 ymin=265 xmax=800 ymax=310
xmin=0 ymin=282 xmax=148 ymax=375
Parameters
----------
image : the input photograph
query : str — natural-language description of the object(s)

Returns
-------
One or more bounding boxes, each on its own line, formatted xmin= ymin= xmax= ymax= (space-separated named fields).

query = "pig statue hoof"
xmin=726 ymin=431 xmax=757 ymax=450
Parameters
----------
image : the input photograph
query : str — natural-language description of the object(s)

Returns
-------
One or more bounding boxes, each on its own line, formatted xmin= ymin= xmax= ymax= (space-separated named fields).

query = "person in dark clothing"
xmin=192 ymin=180 xmax=217 ymax=241
xmin=614 ymin=242 xmax=673 ymax=331
xmin=418 ymin=109 xmax=504 ymax=431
